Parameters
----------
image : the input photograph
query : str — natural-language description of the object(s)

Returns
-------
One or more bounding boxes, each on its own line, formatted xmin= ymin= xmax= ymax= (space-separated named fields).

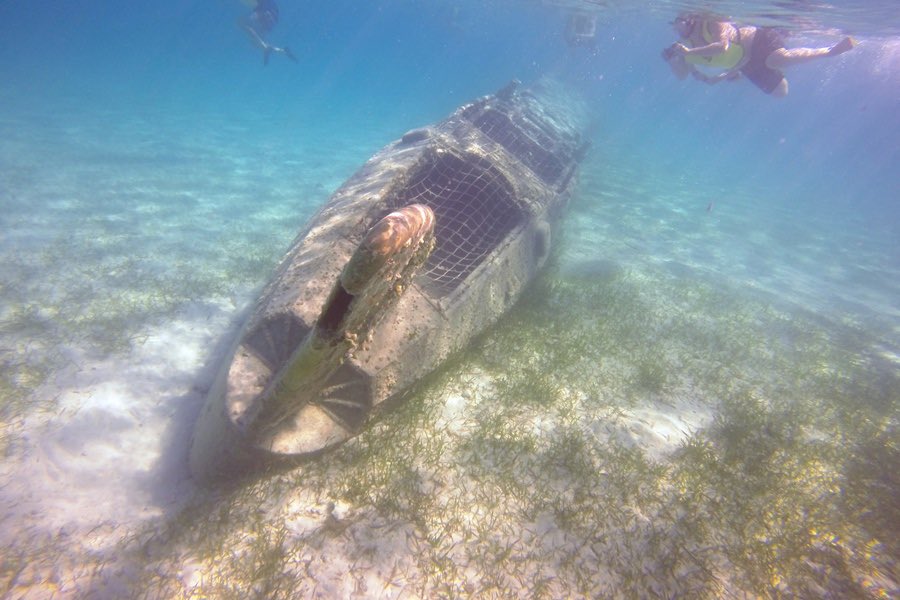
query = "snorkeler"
xmin=239 ymin=0 xmax=298 ymax=66
xmin=662 ymin=13 xmax=855 ymax=96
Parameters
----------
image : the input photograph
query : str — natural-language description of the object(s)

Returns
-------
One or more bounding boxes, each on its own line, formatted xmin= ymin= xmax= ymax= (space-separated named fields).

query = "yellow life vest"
xmin=685 ymin=20 xmax=744 ymax=69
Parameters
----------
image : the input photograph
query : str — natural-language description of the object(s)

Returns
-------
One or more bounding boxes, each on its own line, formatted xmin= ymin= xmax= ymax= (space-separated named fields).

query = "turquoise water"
xmin=1 ymin=1 xmax=898 ymax=597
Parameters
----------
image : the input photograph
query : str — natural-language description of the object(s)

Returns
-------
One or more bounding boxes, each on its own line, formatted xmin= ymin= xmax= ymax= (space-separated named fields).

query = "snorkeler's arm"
xmin=675 ymin=21 xmax=731 ymax=57
xmin=239 ymin=18 xmax=269 ymax=52
xmin=662 ymin=48 xmax=692 ymax=80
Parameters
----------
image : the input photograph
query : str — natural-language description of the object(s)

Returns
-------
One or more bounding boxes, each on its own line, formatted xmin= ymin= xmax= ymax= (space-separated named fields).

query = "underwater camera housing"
xmin=189 ymin=78 xmax=590 ymax=484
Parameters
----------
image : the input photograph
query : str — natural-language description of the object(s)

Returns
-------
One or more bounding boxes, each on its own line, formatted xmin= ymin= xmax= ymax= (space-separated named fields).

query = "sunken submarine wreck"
xmin=189 ymin=79 xmax=590 ymax=484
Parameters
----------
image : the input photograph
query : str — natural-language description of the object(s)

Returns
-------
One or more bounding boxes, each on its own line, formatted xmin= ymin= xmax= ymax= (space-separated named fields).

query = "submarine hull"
xmin=190 ymin=79 xmax=590 ymax=484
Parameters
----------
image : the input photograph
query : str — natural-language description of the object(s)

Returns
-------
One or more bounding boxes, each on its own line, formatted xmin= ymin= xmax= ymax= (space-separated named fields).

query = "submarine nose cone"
xmin=190 ymin=203 xmax=437 ymax=485
xmin=254 ymin=205 xmax=436 ymax=458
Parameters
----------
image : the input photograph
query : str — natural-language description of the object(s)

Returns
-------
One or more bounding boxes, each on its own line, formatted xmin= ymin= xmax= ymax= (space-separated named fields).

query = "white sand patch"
xmin=435 ymin=368 xmax=495 ymax=434
xmin=0 ymin=298 xmax=242 ymax=551
xmin=603 ymin=396 xmax=712 ymax=460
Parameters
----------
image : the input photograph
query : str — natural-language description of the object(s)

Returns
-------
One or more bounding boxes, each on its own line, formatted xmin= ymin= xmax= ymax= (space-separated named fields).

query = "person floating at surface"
xmin=239 ymin=0 xmax=297 ymax=65
xmin=662 ymin=13 xmax=855 ymax=97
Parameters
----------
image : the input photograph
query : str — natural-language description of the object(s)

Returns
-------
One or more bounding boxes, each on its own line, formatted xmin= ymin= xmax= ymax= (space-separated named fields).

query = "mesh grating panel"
xmin=470 ymin=108 xmax=566 ymax=185
xmin=387 ymin=151 xmax=524 ymax=296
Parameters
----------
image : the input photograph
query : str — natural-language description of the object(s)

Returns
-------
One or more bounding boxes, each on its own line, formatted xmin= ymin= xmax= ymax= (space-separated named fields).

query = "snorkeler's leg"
xmin=765 ymin=37 xmax=856 ymax=69
xmin=270 ymin=45 xmax=299 ymax=63
xmin=771 ymin=78 xmax=788 ymax=97
xmin=238 ymin=21 xmax=278 ymax=65
xmin=239 ymin=20 xmax=269 ymax=52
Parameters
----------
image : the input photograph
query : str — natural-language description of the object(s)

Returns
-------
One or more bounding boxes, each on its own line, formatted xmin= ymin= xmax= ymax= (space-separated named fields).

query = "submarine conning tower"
xmin=189 ymin=78 xmax=591 ymax=484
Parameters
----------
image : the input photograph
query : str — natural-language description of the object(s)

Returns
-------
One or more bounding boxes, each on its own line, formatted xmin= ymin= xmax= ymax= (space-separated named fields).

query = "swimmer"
xmin=663 ymin=13 xmax=855 ymax=96
xmin=239 ymin=0 xmax=298 ymax=65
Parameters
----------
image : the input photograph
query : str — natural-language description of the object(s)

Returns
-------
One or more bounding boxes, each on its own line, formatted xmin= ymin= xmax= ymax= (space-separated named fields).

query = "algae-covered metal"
xmin=189 ymin=79 xmax=590 ymax=484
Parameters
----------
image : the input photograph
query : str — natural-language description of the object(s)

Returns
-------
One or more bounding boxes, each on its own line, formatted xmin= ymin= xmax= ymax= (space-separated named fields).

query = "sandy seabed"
xmin=1 ymin=107 xmax=898 ymax=598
